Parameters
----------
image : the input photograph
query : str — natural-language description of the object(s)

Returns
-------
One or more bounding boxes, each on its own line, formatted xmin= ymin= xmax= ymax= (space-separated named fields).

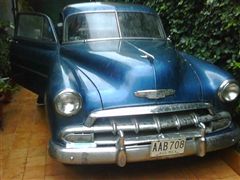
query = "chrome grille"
xmin=95 ymin=111 xmax=212 ymax=134
xmin=61 ymin=110 xmax=231 ymax=145
xmin=60 ymin=103 xmax=232 ymax=147
xmin=84 ymin=102 xmax=213 ymax=127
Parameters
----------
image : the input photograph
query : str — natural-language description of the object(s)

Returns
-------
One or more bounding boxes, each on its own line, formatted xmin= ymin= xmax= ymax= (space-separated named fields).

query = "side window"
xmin=17 ymin=14 xmax=55 ymax=42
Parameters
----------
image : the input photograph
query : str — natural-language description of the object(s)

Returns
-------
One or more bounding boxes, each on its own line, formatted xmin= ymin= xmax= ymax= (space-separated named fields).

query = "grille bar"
xmin=85 ymin=103 xmax=213 ymax=127
xmin=61 ymin=111 xmax=231 ymax=138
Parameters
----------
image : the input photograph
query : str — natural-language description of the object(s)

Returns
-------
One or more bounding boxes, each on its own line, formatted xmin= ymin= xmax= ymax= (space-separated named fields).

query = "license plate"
xmin=150 ymin=138 xmax=186 ymax=157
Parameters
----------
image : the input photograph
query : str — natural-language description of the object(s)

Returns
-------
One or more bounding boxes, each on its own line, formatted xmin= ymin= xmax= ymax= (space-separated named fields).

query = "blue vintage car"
xmin=10 ymin=2 xmax=240 ymax=167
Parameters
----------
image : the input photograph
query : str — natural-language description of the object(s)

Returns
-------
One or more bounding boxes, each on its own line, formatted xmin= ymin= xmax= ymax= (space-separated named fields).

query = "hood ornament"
xmin=138 ymin=48 xmax=155 ymax=61
xmin=134 ymin=89 xmax=176 ymax=99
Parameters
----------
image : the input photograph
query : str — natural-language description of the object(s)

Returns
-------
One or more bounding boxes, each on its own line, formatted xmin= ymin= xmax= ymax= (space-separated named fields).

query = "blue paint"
xmin=10 ymin=2 xmax=239 ymax=145
xmin=62 ymin=2 xmax=156 ymax=19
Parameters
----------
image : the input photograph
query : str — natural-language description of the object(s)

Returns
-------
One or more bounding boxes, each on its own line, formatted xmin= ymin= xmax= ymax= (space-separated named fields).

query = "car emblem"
xmin=134 ymin=89 xmax=176 ymax=99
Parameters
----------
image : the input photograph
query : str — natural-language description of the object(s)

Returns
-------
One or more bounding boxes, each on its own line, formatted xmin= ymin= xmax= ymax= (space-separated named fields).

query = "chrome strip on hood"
xmin=85 ymin=102 xmax=212 ymax=126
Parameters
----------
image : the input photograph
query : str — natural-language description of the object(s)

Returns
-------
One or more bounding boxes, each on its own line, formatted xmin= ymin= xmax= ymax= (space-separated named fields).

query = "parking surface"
xmin=0 ymin=88 xmax=240 ymax=179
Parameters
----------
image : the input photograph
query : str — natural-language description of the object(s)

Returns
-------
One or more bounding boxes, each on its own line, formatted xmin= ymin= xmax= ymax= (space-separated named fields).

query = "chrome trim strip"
xmin=153 ymin=115 xmax=161 ymax=133
xmin=63 ymin=10 xmax=166 ymax=43
xmin=192 ymin=113 xmax=199 ymax=126
xmin=62 ymin=111 xmax=231 ymax=141
xmin=115 ymin=11 xmax=122 ymax=38
xmin=111 ymin=120 xmax=117 ymax=135
xmin=116 ymin=130 xmax=126 ymax=167
xmin=63 ymin=4 xmax=156 ymax=15
xmin=135 ymin=89 xmax=176 ymax=99
xmin=63 ymin=37 xmax=165 ymax=45
xmin=197 ymin=122 xmax=206 ymax=157
xmin=174 ymin=115 xmax=181 ymax=130
xmin=94 ymin=130 xmax=202 ymax=146
xmin=49 ymin=123 xmax=240 ymax=166
xmin=85 ymin=103 xmax=212 ymax=127
xmin=132 ymin=118 xmax=139 ymax=134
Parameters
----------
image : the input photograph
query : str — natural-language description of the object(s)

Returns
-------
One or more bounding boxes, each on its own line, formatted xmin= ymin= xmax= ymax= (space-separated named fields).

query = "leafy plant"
xmin=0 ymin=78 xmax=17 ymax=94
xmin=0 ymin=78 xmax=18 ymax=104
xmin=120 ymin=0 xmax=240 ymax=117
xmin=0 ymin=21 xmax=11 ymax=78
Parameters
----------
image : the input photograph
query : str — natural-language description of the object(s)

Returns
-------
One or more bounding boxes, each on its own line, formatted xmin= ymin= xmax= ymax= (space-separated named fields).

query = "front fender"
xmin=46 ymin=58 xmax=102 ymax=144
xmin=180 ymin=52 xmax=235 ymax=110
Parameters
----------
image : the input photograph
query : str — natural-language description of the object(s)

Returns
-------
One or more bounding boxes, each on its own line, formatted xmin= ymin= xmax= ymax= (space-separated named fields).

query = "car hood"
xmin=61 ymin=40 xmax=202 ymax=109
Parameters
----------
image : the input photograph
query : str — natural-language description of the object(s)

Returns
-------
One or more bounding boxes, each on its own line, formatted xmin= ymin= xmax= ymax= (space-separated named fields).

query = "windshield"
xmin=65 ymin=12 xmax=165 ymax=42
xmin=66 ymin=12 xmax=119 ymax=41
xmin=118 ymin=12 xmax=164 ymax=38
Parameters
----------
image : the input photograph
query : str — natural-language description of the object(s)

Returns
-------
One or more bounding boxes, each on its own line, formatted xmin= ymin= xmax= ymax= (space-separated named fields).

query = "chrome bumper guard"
xmin=49 ymin=123 xmax=240 ymax=167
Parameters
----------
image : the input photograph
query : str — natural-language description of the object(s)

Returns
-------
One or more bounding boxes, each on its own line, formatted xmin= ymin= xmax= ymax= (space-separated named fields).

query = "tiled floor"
xmin=0 ymin=88 xmax=240 ymax=180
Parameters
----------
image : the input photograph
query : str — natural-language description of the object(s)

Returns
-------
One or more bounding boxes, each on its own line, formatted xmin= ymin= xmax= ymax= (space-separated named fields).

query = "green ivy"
xmin=0 ymin=21 xmax=11 ymax=78
xmin=122 ymin=0 xmax=240 ymax=116
xmin=118 ymin=0 xmax=240 ymax=79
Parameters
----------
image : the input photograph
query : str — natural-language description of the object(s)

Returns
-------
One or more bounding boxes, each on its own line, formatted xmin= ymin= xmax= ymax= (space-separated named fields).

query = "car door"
xmin=10 ymin=12 xmax=58 ymax=96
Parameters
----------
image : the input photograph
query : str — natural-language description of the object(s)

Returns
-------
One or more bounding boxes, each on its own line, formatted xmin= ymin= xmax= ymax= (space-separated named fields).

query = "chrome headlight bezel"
xmin=54 ymin=89 xmax=82 ymax=116
xmin=218 ymin=80 xmax=239 ymax=102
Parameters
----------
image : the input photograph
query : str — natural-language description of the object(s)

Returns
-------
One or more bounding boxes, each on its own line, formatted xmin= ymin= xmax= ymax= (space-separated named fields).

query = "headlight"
xmin=218 ymin=80 xmax=239 ymax=102
xmin=54 ymin=90 xmax=82 ymax=116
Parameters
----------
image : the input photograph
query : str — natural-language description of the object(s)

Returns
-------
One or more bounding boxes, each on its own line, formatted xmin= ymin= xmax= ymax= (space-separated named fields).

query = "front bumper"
xmin=49 ymin=123 xmax=240 ymax=167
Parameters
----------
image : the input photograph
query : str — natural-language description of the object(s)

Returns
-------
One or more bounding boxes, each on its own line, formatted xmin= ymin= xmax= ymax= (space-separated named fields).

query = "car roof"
xmin=62 ymin=2 xmax=156 ymax=19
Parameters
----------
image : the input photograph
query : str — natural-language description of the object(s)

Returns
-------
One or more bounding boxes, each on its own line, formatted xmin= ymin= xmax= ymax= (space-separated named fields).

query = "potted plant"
xmin=0 ymin=78 xmax=18 ymax=103
xmin=0 ymin=78 xmax=18 ymax=130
